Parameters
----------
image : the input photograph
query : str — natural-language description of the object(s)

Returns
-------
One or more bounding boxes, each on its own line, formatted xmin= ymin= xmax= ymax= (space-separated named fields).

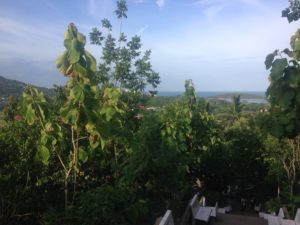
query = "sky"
xmin=0 ymin=0 xmax=299 ymax=91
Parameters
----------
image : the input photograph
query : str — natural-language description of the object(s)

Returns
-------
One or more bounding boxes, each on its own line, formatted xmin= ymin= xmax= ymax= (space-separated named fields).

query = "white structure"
xmin=159 ymin=210 xmax=174 ymax=225
xmin=281 ymin=208 xmax=300 ymax=225
xmin=190 ymin=194 xmax=213 ymax=224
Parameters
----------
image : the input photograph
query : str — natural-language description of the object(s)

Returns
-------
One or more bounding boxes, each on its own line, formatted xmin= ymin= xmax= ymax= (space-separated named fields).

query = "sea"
xmin=157 ymin=91 xmax=265 ymax=97
xmin=157 ymin=91 xmax=267 ymax=104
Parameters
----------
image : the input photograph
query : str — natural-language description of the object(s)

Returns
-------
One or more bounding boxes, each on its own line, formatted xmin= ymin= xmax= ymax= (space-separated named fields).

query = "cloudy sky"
xmin=0 ymin=0 xmax=298 ymax=91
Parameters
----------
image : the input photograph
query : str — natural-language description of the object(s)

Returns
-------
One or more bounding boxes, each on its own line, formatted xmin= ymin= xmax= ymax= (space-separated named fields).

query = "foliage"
xmin=260 ymin=0 xmax=300 ymax=212
xmin=265 ymin=26 xmax=300 ymax=138
xmin=124 ymin=111 xmax=189 ymax=218
xmin=265 ymin=198 xmax=281 ymax=213
xmin=184 ymin=79 xmax=197 ymax=110
xmin=89 ymin=0 xmax=159 ymax=92
xmin=42 ymin=185 xmax=148 ymax=225
xmin=282 ymin=0 xmax=300 ymax=22
xmin=223 ymin=120 xmax=268 ymax=199
xmin=231 ymin=95 xmax=243 ymax=120
xmin=19 ymin=23 xmax=126 ymax=212
xmin=0 ymin=120 xmax=44 ymax=224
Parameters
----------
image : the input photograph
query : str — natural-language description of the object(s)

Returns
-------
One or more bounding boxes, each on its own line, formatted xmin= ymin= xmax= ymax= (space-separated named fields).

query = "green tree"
xmin=20 ymin=23 xmax=125 ymax=210
xmin=282 ymin=0 xmax=300 ymax=22
xmin=263 ymin=1 xmax=300 ymax=209
xmin=231 ymin=95 xmax=243 ymax=121
xmin=89 ymin=0 xmax=160 ymax=92
xmin=265 ymin=0 xmax=300 ymax=138
xmin=184 ymin=79 xmax=197 ymax=110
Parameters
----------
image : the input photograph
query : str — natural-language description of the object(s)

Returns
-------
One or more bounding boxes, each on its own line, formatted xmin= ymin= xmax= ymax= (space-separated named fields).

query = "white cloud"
xmin=136 ymin=25 xmax=150 ymax=35
xmin=156 ymin=0 xmax=165 ymax=9
xmin=0 ymin=16 xmax=62 ymax=60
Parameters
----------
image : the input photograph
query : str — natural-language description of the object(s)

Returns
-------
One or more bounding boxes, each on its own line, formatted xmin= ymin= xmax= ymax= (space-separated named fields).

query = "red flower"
xmin=14 ymin=114 xmax=23 ymax=121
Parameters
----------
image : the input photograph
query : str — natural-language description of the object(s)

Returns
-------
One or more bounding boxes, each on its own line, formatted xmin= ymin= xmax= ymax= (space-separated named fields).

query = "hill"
xmin=0 ymin=75 xmax=54 ymax=109
xmin=0 ymin=75 xmax=28 ymax=98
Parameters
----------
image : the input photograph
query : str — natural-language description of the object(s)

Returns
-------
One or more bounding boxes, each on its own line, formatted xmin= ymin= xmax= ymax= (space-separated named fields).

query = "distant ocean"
xmin=157 ymin=91 xmax=266 ymax=97
xmin=157 ymin=91 xmax=267 ymax=103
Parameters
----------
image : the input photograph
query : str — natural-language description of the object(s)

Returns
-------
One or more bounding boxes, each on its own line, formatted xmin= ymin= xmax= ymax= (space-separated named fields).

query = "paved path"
xmin=211 ymin=213 xmax=267 ymax=225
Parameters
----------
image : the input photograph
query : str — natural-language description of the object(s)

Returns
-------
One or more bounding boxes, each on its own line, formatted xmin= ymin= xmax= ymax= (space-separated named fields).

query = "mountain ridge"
xmin=0 ymin=75 xmax=54 ymax=109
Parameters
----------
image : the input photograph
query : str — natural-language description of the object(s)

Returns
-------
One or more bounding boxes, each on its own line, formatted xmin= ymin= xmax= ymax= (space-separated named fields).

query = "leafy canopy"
xmin=89 ymin=0 xmax=160 ymax=92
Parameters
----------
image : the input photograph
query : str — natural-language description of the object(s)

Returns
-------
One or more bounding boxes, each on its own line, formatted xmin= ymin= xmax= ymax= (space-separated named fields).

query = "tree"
xmin=262 ymin=0 xmax=300 ymax=207
xmin=265 ymin=29 xmax=300 ymax=138
xmin=231 ymin=95 xmax=243 ymax=121
xmin=20 ymin=23 xmax=125 ymax=210
xmin=89 ymin=0 xmax=160 ymax=92
xmin=184 ymin=79 xmax=197 ymax=110
xmin=266 ymin=135 xmax=300 ymax=198
xmin=282 ymin=0 xmax=300 ymax=22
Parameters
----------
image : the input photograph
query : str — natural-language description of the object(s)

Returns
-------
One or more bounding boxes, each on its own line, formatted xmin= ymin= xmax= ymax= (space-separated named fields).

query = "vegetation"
xmin=1 ymin=0 xmax=300 ymax=224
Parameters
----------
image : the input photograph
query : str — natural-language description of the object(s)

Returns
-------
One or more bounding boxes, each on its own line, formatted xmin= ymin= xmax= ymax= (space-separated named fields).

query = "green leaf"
xmin=265 ymin=53 xmax=275 ymax=70
xmin=56 ymin=51 xmax=69 ymax=75
xmin=85 ymin=122 xmax=95 ymax=133
xmin=51 ymin=138 xmax=57 ymax=146
xmin=283 ymin=48 xmax=293 ymax=57
xmin=65 ymin=109 xmax=79 ymax=125
xmin=70 ymin=84 xmax=85 ymax=102
xmin=286 ymin=67 xmax=300 ymax=87
xmin=294 ymin=38 xmax=300 ymax=51
xmin=36 ymin=145 xmax=50 ymax=165
xmin=100 ymin=138 xmax=105 ymax=150
xmin=67 ymin=39 xmax=81 ymax=64
xmin=40 ymin=131 xmax=48 ymax=145
xmin=73 ymin=63 xmax=87 ymax=76
xmin=78 ymin=148 xmax=88 ymax=163
xmin=270 ymin=58 xmax=288 ymax=81
xmin=279 ymin=90 xmax=295 ymax=108
xmin=77 ymin=32 xmax=86 ymax=45
xmin=100 ymin=107 xmax=115 ymax=122
xmin=25 ymin=104 xmax=36 ymax=125
xmin=64 ymin=39 xmax=72 ymax=49
xmin=88 ymin=131 xmax=101 ymax=149
xmin=45 ymin=122 xmax=52 ymax=132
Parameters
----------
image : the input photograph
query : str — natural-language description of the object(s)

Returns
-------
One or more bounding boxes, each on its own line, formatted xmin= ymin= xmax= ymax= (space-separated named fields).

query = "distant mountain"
xmin=0 ymin=75 xmax=54 ymax=109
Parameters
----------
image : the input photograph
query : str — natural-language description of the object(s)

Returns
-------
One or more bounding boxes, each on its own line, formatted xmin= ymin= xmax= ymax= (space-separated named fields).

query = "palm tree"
xmin=231 ymin=95 xmax=243 ymax=121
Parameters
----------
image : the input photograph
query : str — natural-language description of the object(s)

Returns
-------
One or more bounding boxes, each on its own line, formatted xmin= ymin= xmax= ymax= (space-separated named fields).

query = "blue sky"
xmin=0 ymin=0 xmax=298 ymax=91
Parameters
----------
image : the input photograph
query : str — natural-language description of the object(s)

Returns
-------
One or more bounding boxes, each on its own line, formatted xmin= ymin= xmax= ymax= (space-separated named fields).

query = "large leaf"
xmin=78 ymin=148 xmax=88 ymax=163
xmin=279 ymin=90 xmax=295 ymax=109
xmin=67 ymin=39 xmax=81 ymax=64
xmin=70 ymin=84 xmax=85 ymax=103
xmin=56 ymin=51 xmax=69 ymax=75
xmin=270 ymin=58 xmax=288 ymax=81
xmin=286 ymin=67 xmax=300 ymax=87
xmin=293 ymin=38 xmax=300 ymax=51
xmin=25 ymin=104 xmax=36 ymax=125
xmin=265 ymin=53 xmax=275 ymax=70
xmin=65 ymin=108 xmax=79 ymax=125
xmin=36 ymin=145 xmax=50 ymax=165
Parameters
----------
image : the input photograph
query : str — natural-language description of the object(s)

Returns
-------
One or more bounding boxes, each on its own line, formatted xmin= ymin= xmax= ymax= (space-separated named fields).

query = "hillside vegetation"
xmin=0 ymin=75 xmax=54 ymax=109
